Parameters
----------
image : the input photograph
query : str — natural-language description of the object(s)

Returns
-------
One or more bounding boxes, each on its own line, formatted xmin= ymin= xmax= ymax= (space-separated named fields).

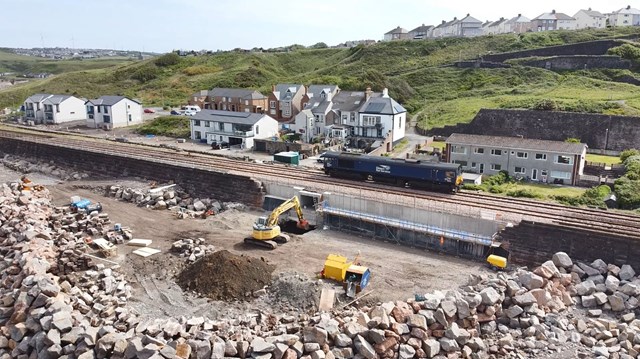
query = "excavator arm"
xmin=266 ymin=196 xmax=307 ymax=227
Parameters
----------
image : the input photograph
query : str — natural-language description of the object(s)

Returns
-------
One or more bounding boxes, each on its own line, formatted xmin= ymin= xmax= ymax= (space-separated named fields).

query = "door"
xmin=479 ymin=163 xmax=484 ymax=174
xmin=532 ymin=169 xmax=538 ymax=181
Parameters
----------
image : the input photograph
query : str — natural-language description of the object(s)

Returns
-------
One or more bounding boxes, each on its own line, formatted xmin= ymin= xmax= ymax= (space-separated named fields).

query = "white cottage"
xmin=85 ymin=96 xmax=143 ymax=129
xmin=356 ymin=88 xmax=406 ymax=143
xmin=190 ymin=110 xmax=279 ymax=149
xmin=24 ymin=94 xmax=86 ymax=124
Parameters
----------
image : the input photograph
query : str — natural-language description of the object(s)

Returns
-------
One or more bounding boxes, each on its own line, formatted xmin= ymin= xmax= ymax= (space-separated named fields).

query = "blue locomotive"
xmin=322 ymin=151 xmax=463 ymax=193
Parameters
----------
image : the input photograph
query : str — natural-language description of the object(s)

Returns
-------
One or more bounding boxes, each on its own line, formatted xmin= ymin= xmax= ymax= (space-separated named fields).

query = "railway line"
xmin=1 ymin=126 xmax=639 ymax=239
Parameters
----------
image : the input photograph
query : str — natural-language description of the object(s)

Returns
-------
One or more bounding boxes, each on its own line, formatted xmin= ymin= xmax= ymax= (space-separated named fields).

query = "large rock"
xmin=335 ymin=334 xmax=352 ymax=347
xmin=251 ymin=337 xmax=276 ymax=353
xmin=398 ymin=344 xmax=415 ymax=359
xmin=609 ymin=295 xmax=625 ymax=312
xmin=504 ymin=305 xmax=524 ymax=318
xmin=303 ymin=327 xmax=328 ymax=346
xmin=552 ymin=252 xmax=573 ymax=268
xmin=439 ymin=337 xmax=459 ymax=352
xmin=513 ymin=292 xmax=537 ymax=306
xmin=440 ymin=300 xmax=457 ymax=318
xmin=353 ymin=335 xmax=376 ymax=359
xmin=535 ymin=261 xmax=560 ymax=279
xmin=519 ymin=272 xmax=544 ymax=290
xmin=480 ymin=287 xmax=500 ymax=305
xmin=581 ymin=295 xmax=597 ymax=308
xmin=619 ymin=265 xmax=636 ymax=281
xmin=407 ymin=314 xmax=427 ymax=329
xmin=422 ymin=339 xmax=440 ymax=358
xmin=605 ymin=276 xmax=620 ymax=292
xmin=575 ymin=280 xmax=596 ymax=296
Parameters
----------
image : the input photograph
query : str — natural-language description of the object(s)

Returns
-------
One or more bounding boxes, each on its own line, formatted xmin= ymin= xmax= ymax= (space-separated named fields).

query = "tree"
xmin=620 ymin=149 xmax=640 ymax=163
xmin=565 ymin=137 xmax=581 ymax=143
xmin=310 ymin=42 xmax=328 ymax=49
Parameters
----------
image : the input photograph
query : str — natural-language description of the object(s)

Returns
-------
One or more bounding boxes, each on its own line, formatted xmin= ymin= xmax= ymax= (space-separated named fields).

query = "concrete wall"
xmin=426 ymin=109 xmax=640 ymax=152
xmin=499 ymin=220 xmax=640 ymax=269
xmin=519 ymin=55 xmax=630 ymax=70
xmin=0 ymin=138 xmax=265 ymax=206
xmin=482 ymin=39 xmax=628 ymax=63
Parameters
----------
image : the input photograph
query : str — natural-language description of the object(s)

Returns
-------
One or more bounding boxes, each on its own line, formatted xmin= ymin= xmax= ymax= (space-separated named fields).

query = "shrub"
xmin=132 ymin=65 xmax=160 ymax=83
xmin=507 ymin=189 xmax=542 ymax=199
xmin=607 ymin=44 xmax=640 ymax=63
xmin=484 ymin=171 xmax=511 ymax=186
xmin=135 ymin=116 xmax=190 ymax=138
xmin=461 ymin=184 xmax=482 ymax=191
xmin=620 ymin=149 xmax=640 ymax=163
xmin=614 ymin=176 xmax=640 ymax=209
xmin=154 ymin=53 xmax=181 ymax=67
xmin=565 ymin=137 xmax=581 ymax=143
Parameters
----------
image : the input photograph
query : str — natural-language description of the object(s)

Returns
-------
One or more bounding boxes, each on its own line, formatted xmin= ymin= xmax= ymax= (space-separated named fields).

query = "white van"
xmin=181 ymin=105 xmax=201 ymax=113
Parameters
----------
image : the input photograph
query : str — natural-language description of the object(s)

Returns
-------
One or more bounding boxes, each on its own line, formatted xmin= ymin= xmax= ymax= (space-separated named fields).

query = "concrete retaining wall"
xmin=0 ymin=137 xmax=265 ymax=206
xmin=426 ymin=109 xmax=640 ymax=152
xmin=519 ymin=55 xmax=631 ymax=70
xmin=483 ymin=39 xmax=628 ymax=63
xmin=498 ymin=220 xmax=640 ymax=269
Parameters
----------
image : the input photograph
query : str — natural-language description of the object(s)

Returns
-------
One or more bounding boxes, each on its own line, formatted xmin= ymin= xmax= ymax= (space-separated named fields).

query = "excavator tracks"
xmin=243 ymin=237 xmax=278 ymax=250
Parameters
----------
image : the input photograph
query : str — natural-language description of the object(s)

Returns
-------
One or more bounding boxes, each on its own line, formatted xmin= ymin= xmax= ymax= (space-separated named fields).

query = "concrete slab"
xmin=127 ymin=239 xmax=153 ymax=247
xmin=319 ymin=288 xmax=336 ymax=312
xmin=132 ymin=247 xmax=161 ymax=257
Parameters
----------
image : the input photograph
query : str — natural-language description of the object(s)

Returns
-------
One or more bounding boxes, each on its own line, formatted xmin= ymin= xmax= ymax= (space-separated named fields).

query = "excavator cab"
xmin=245 ymin=196 xmax=309 ymax=250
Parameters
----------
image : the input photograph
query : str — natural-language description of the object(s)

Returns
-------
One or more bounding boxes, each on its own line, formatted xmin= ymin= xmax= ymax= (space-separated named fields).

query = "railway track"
xmin=1 ymin=126 xmax=639 ymax=238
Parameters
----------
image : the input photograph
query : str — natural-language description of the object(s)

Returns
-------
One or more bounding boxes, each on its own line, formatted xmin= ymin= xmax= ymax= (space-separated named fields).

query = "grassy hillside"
xmin=0 ymin=49 xmax=135 ymax=75
xmin=2 ymin=27 xmax=640 ymax=129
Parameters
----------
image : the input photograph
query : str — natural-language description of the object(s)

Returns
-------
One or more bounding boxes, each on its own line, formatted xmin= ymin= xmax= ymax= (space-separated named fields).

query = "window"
xmin=516 ymin=152 xmax=528 ymax=159
xmin=104 ymin=106 xmax=109 ymax=114
xmin=245 ymin=100 xmax=249 ymax=105
xmin=350 ymin=113 xmax=355 ymax=122
xmin=398 ymin=117 xmax=402 ymax=129
xmin=363 ymin=116 xmax=380 ymax=126
xmin=255 ymin=125 xmax=259 ymax=135
xmin=555 ymin=155 xmax=573 ymax=165
xmin=218 ymin=122 xmax=224 ymax=131
xmin=514 ymin=166 xmax=526 ymax=174
xmin=491 ymin=164 xmax=502 ymax=171
xmin=128 ymin=114 xmax=132 ymax=122
xmin=97 ymin=106 xmax=101 ymax=113
xmin=490 ymin=149 xmax=502 ymax=156
xmin=535 ymin=153 xmax=547 ymax=160
xmin=55 ymin=104 xmax=59 ymax=112
xmin=204 ymin=121 xmax=210 ymax=127
xmin=222 ymin=97 xmax=226 ymax=102
xmin=453 ymin=160 xmax=468 ymax=166
xmin=194 ymin=131 xmax=201 ymax=139
xmin=471 ymin=162 xmax=477 ymax=168
xmin=451 ymin=145 xmax=466 ymax=154
xmin=194 ymin=120 xmax=201 ymax=126
xmin=474 ymin=148 xmax=484 ymax=154
xmin=550 ymin=171 xmax=571 ymax=179
xmin=103 ymin=115 xmax=111 ymax=123
xmin=127 ymin=105 xmax=130 ymax=109
xmin=270 ymin=101 xmax=276 ymax=109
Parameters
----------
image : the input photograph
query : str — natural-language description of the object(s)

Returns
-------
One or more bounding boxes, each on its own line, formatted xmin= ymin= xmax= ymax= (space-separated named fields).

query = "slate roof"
xmin=577 ymin=9 xmax=606 ymax=18
xmin=614 ymin=6 xmax=640 ymax=15
xmin=331 ymin=91 xmax=374 ymax=112
xmin=25 ymin=94 xmax=53 ymax=103
xmin=191 ymin=110 xmax=272 ymax=125
xmin=459 ymin=14 xmax=482 ymax=24
xmin=42 ymin=95 xmax=73 ymax=105
xmin=208 ymin=88 xmax=266 ymax=100
xmin=86 ymin=96 xmax=140 ymax=106
xmin=409 ymin=24 xmax=434 ymax=33
xmin=192 ymin=90 xmax=209 ymax=97
xmin=506 ymin=14 xmax=531 ymax=24
xmin=385 ymin=26 xmax=408 ymax=35
xmin=446 ymin=133 xmax=587 ymax=155
xmin=306 ymin=85 xmax=339 ymax=99
xmin=488 ymin=18 xmax=507 ymax=27
xmin=533 ymin=11 xmax=575 ymax=21
xmin=360 ymin=96 xmax=406 ymax=115
xmin=273 ymin=84 xmax=303 ymax=100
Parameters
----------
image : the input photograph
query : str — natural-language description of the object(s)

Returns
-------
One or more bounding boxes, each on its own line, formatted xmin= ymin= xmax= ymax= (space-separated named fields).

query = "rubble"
xmin=6 ymin=180 xmax=640 ymax=359
xmin=171 ymin=237 xmax=216 ymax=262
xmin=2 ymin=154 xmax=89 ymax=181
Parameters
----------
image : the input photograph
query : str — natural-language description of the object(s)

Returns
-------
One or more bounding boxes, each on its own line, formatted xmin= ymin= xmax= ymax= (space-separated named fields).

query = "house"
xmin=330 ymin=89 xmax=372 ymax=136
xmin=356 ymin=88 xmax=406 ymax=144
xmin=532 ymin=10 xmax=577 ymax=31
xmin=85 ymin=96 xmax=143 ymax=129
xmin=444 ymin=133 xmax=587 ymax=186
xmin=480 ymin=20 xmax=493 ymax=35
xmin=573 ymin=8 xmax=607 ymax=29
xmin=383 ymin=26 xmax=409 ymax=41
xmin=432 ymin=21 xmax=448 ymax=38
xmin=608 ymin=5 xmax=640 ymax=27
xmin=205 ymin=88 xmax=268 ymax=113
xmin=301 ymin=85 xmax=340 ymax=109
xmin=455 ymin=14 xmax=484 ymax=37
xmin=408 ymin=24 xmax=434 ymax=39
xmin=442 ymin=18 xmax=460 ymax=37
xmin=485 ymin=18 xmax=508 ymax=35
xmin=189 ymin=110 xmax=278 ymax=149
xmin=268 ymin=84 xmax=305 ymax=122
xmin=188 ymin=90 xmax=209 ymax=109
xmin=293 ymin=109 xmax=315 ymax=143
xmin=504 ymin=14 xmax=532 ymax=33
xmin=23 ymin=94 xmax=86 ymax=124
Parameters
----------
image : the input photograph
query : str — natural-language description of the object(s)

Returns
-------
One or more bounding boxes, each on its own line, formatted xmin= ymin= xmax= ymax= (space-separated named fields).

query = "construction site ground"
xmin=34 ymin=177 xmax=487 ymax=321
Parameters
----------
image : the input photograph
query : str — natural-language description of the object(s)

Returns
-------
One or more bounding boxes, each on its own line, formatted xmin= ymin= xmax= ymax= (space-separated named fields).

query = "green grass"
xmin=135 ymin=116 xmax=190 ymax=138
xmin=501 ymin=182 xmax=586 ymax=198
xmin=586 ymin=153 xmax=622 ymax=165
xmin=2 ymin=26 xmax=640 ymax=113
xmin=430 ymin=141 xmax=446 ymax=149
xmin=0 ymin=49 xmax=134 ymax=75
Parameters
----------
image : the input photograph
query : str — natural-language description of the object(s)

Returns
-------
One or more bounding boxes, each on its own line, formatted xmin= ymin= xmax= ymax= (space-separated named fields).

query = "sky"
xmin=0 ymin=0 xmax=636 ymax=53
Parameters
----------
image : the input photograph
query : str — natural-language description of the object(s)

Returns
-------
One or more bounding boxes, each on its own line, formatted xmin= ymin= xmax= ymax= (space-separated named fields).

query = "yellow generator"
xmin=321 ymin=254 xmax=371 ymax=298
xmin=486 ymin=242 xmax=509 ymax=270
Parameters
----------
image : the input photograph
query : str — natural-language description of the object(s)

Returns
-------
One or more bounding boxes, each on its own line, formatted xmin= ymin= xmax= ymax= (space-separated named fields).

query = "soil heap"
xmin=177 ymin=250 xmax=275 ymax=300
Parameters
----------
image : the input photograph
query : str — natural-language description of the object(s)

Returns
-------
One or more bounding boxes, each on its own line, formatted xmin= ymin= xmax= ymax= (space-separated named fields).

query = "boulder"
xmin=619 ymin=265 xmax=636 ymax=281
xmin=552 ymin=252 xmax=572 ymax=268
xmin=519 ymin=272 xmax=544 ymax=290
xmin=480 ymin=287 xmax=500 ymax=305
xmin=609 ymin=295 xmax=625 ymax=312
xmin=422 ymin=339 xmax=440 ymax=358
xmin=303 ymin=327 xmax=328 ymax=346
xmin=353 ymin=335 xmax=376 ymax=359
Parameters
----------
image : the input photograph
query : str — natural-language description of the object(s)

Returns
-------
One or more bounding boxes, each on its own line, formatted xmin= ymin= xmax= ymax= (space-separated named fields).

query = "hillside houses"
xmin=531 ymin=10 xmax=577 ymax=31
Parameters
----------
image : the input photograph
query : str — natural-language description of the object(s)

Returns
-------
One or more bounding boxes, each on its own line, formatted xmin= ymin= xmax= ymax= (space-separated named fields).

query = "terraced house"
xmin=85 ymin=96 xmax=143 ymax=129
xmin=189 ymin=110 xmax=278 ymax=149
xmin=23 ymin=94 xmax=86 ymax=124
xmin=445 ymin=133 xmax=587 ymax=186
xmin=268 ymin=84 xmax=305 ymax=122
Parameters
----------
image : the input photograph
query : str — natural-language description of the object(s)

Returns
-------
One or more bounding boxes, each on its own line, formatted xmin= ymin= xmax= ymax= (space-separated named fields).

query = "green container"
xmin=274 ymin=151 xmax=299 ymax=165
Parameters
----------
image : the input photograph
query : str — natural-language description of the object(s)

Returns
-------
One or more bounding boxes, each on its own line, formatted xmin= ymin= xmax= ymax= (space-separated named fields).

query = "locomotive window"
xmin=445 ymin=171 xmax=455 ymax=178
xmin=339 ymin=159 xmax=355 ymax=168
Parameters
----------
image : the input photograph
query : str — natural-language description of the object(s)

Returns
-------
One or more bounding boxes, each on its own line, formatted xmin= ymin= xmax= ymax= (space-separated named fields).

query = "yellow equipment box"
xmin=322 ymin=254 xmax=350 ymax=282
xmin=487 ymin=254 xmax=507 ymax=269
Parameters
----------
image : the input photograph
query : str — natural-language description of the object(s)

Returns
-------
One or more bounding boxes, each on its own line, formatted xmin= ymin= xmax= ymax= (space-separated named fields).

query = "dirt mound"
xmin=267 ymin=272 xmax=321 ymax=311
xmin=177 ymin=250 xmax=275 ymax=301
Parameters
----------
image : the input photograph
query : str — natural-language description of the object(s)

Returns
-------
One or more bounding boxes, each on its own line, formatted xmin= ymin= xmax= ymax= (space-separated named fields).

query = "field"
xmin=2 ymin=27 xmax=640 ymax=123
xmin=586 ymin=153 xmax=622 ymax=165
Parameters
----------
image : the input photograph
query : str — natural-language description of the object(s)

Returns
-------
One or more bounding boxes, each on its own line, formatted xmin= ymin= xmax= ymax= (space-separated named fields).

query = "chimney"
xmin=552 ymin=9 xmax=556 ymax=14
xmin=466 ymin=13 xmax=470 ymax=17
xmin=441 ymin=20 xmax=446 ymax=24
xmin=382 ymin=88 xmax=389 ymax=98
xmin=518 ymin=13 xmax=521 ymax=17
xmin=272 ymin=84 xmax=276 ymax=92
xmin=588 ymin=7 xmax=591 ymax=11
xmin=304 ymin=85 xmax=308 ymax=95
xmin=365 ymin=87 xmax=373 ymax=101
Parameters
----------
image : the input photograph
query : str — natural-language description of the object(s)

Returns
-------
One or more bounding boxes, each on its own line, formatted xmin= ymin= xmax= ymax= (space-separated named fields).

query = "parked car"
xmin=211 ymin=141 xmax=230 ymax=150
xmin=181 ymin=105 xmax=201 ymax=112
xmin=144 ymin=108 xmax=155 ymax=114
xmin=183 ymin=110 xmax=196 ymax=116
xmin=170 ymin=110 xmax=181 ymax=115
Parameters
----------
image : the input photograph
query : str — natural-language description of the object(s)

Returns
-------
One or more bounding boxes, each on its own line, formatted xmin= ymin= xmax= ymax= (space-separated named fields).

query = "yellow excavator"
xmin=244 ymin=196 xmax=310 ymax=249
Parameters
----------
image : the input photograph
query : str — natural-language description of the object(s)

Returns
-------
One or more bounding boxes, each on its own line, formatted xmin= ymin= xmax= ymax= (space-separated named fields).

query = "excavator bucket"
xmin=297 ymin=219 xmax=310 ymax=231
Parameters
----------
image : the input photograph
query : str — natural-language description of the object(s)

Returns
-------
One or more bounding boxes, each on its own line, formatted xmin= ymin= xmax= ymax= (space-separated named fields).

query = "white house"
xmin=356 ymin=88 xmax=406 ymax=143
xmin=504 ymin=14 xmax=532 ymax=33
xmin=85 ymin=96 xmax=143 ymax=129
xmin=532 ymin=10 xmax=577 ymax=31
xmin=24 ymin=94 xmax=85 ymax=124
xmin=608 ymin=5 xmax=640 ymax=27
xmin=190 ymin=110 xmax=278 ymax=149
xmin=573 ymin=8 xmax=607 ymax=29
xmin=293 ymin=109 xmax=315 ymax=143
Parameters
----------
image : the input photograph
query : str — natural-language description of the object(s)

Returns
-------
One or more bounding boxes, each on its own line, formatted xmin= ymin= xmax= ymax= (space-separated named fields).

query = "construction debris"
xmin=132 ymin=247 xmax=162 ymax=257
xmin=171 ymin=237 xmax=216 ymax=261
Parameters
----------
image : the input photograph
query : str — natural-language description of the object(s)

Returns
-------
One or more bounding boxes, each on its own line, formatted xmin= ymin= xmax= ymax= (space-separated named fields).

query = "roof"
xmin=446 ymin=133 xmax=587 ymax=155
xmin=506 ymin=14 xmax=531 ymax=24
xmin=360 ymin=96 xmax=406 ymax=115
xmin=208 ymin=88 xmax=266 ymax=100
xmin=306 ymin=85 xmax=339 ymax=99
xmin=533 ymin=11 xmax=575 ymax=21
xmin=191 ymin=110 xmax=273 ymax=125
xmin=86 ymin=96 xmax=140 ymax=106
xmin=331 ymin=91 xmax=379 ymax=112
xmin=409 ymin=24 xmax=434 ymax=33
xmin=613 ymin=6 xmax=640 ymax=15
xmin=460 ymin=14 xmax=482 ymax=24
xmin=385 ymin=26 xmax=407 ymax=35
xmin=42 ymin=95 xmax=73 ymax=105
xmin=489 ymin=18 xmax=507 ymax=27
xmin=576 ymin=9 xmax=606 ymax=18
xmin=273 ymin=84 xmax=303 ymax=100
xmin=25 ymin=93 xmax=53 ymax=103
xmin=192 ymin=90 xmax=208 ymax=97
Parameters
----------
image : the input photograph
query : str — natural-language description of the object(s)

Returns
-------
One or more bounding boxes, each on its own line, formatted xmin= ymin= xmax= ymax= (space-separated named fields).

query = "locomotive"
xmin=322 ymin=151 xmax=463 ymax=193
